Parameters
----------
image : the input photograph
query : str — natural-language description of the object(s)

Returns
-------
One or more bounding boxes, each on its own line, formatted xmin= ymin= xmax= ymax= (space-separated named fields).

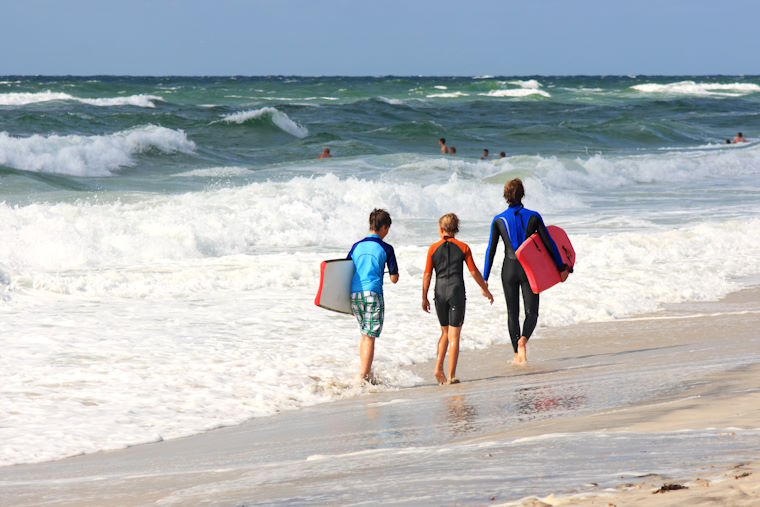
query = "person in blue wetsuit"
xmin=483 ymin=178 xmax=571 ymax=365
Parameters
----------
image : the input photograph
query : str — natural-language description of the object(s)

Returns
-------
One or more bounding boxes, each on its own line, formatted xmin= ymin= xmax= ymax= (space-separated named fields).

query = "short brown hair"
xmin=504 ymin=178 xmax=525 ymax=205
xmin=438 ymin=213 xmax=459 ymax=235
xmin=369 ymin=208 xmax=392 ymax=231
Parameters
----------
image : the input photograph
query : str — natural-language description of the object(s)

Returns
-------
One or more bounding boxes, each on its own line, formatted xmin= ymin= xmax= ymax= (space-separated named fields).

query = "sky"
xmin=2 ymin=0 xmax=758 ymax=76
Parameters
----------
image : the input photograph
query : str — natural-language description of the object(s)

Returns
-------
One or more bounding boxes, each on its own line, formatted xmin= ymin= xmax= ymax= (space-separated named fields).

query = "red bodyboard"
xmin=515 ymin=225 xmax=575 ymax=294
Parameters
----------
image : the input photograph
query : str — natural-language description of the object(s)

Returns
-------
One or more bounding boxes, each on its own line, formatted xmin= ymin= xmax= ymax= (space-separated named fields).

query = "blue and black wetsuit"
xmin=483 ymin=204 xmax=567 ymax=353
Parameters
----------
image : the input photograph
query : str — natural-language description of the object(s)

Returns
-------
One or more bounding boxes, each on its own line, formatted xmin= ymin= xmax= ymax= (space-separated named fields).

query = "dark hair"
xmin=369 ymin=208 xmax=392 ymax=231
xmin=439 ymin=137 xmax=446 ymax=144
xmin=504 ymin=178 xmax=525 ymax=205
xmin=738 ymin=132 xmax=743 ymax=137
xmin=499 ymin=151 xmax=506 ymax=157
xmin=726 ymin=139 xmax=732 ymax=144
xmin=483 ymin=148 xmax=489 ymax=154
xmin=449 ymin=146 xmax=456 ymax=154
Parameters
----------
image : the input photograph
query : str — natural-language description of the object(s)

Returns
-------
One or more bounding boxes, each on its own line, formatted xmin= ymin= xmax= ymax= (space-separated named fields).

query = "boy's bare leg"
xmin=434 ymin=327 xmax=448 ymax=384
xmin=360 ymin=335 xmax=376 ymax=383
xmin=447 ymin=326 xmax=462 ymax=381
xmin=513 ymin=336 xmax=528 ymax=365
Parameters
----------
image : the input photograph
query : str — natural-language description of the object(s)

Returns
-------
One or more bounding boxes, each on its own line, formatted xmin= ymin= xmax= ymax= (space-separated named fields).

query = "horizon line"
xmin=1 ymin=73 xmax=759 ymax=79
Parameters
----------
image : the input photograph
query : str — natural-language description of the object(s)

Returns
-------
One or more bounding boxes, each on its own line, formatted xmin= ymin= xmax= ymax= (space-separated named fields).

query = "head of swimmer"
xmin=504 ymin=178 xmax=525 ymax=206
xmin=369 ymin=208 xmax=392 ymax=238
xmin=438 ymin=213 xmax=459 ymax=239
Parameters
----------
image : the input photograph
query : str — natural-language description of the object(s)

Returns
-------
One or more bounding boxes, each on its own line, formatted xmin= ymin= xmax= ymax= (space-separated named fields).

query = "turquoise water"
xmin=1 ymin=76 xmax=760 ymax=465
xmin=2 ymin=75 xmax=760 ymax=195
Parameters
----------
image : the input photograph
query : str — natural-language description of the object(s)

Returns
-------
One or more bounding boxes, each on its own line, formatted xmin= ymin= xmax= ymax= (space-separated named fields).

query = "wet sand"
xmin=1 ymin=288 xmax=759 ymax=506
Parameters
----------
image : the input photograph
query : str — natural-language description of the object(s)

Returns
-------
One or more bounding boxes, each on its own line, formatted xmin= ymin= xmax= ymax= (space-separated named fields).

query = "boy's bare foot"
xmin=363 ymin=372 xmax=379 ymax=385
xmin=448 ymin=377 xmax=460 ymax=385
xmin=434 ymin=370 xmax=447 ymax=385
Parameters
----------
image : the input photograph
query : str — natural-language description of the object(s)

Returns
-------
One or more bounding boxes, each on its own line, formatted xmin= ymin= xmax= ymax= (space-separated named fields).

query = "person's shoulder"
xmin=378 ymin=238 xmax=395 ymax=254
xmin=427 ymin=238 xmax=445 ymax=254
xmin=449 ymin=237 xmax=471 ymax=254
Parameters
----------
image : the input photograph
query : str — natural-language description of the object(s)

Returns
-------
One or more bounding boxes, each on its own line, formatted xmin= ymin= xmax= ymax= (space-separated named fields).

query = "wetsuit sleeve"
xmin=483 ymin=218 xmax=500 ymax=281
xmin=385 ymin=244 xmax=399 ymax=276
xmin=527 ymin=215 xmax=565 ymax=271
xmin=424 ymin=244 xmax=435 ymax=274
xmin=463 ymin=244 xmax=477 ymax=272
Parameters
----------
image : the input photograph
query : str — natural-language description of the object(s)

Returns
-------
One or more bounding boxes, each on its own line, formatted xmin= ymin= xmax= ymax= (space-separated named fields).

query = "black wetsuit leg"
xmin=434 ymin=294 xmax=466 ymax=327
xmin=501 ymin=257 xmax=540 ymax=353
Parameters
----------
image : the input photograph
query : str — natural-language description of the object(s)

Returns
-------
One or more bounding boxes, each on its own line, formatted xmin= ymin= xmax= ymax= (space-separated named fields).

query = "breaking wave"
xmin=0 ymin=91 xmax=164 ymax=107
xmin=220 ymin=107 xmax=309 ymax=138
xmin=0 ymin=125 xmax=196 ymax=176
xmin=631 ymin=81 xmax=760 ymax=97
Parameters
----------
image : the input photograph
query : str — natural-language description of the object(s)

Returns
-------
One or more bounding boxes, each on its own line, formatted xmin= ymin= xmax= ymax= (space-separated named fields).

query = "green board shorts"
xmin=351 ymin=291 xmax=384 ymax=338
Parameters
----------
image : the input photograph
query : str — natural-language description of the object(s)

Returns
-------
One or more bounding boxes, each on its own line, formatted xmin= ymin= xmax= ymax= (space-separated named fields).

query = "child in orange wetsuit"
xmin=422 ymin=213 xmax=493 ymax=384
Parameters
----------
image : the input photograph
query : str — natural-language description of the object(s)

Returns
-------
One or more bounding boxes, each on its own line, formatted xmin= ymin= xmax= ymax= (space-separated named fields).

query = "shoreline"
xmin=1 ymin=287 xmax=759 ymax=506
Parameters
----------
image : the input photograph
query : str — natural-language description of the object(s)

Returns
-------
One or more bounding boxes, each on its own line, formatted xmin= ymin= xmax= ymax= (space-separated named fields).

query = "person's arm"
xmin=464 ymin=246 xmax=493 ymax=304
xmin=483 ymin=218 xmax=500 ymax=282
xmin=471 ymin=267 xmax=493 ymax=303
xmin=386 ymin=245 xmax=399 ymax=284
xmin=422 ymin=244 xmax=434 ymax=311
xmin=529 ymin=215 xmax=570 ymax=275
xmin=422 ymin=272 xmax=432 ymax=312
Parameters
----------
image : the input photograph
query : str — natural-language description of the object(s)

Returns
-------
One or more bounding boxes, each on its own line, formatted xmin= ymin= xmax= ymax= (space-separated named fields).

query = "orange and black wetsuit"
xmin=424 ymin=236 xmax=477 ymax=327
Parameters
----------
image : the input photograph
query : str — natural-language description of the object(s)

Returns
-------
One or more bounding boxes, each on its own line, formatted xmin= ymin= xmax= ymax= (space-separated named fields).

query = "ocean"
xmin=1 ymin=75 xmax=760 ymax=466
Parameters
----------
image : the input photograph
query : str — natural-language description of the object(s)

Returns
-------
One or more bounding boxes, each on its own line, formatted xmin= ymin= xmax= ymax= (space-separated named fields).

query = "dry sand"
xmin=1 ymin=288 xmax=759 ymax=506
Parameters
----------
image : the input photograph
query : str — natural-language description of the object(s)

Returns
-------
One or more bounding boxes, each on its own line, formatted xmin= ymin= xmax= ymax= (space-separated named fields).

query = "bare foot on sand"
xmin=512 ymin=336 xmax=528 ymax=365
xmin=434 ymin=370 xmax=447 ymax=385
xmin=448 ymin=377 xmax=460 ymax=385
xmin=362 ymin=372 xmax=380 ymax=385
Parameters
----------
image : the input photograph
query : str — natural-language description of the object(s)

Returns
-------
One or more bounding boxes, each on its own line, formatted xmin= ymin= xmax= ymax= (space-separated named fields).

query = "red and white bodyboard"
xmin=314 ymin=259 xmax=355 ymax=315
xmin=515 ymin=225 xmax=575 ymax=294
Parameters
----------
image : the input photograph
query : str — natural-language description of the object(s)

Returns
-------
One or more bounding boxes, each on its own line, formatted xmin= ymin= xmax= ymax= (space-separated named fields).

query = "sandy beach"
xmin=1 ymin=287 xmax=759 ymax=506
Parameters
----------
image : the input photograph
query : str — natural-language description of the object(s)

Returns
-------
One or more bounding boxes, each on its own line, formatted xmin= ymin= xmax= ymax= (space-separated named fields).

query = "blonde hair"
xmin=438 ymin=213 xmax=460 ymax=235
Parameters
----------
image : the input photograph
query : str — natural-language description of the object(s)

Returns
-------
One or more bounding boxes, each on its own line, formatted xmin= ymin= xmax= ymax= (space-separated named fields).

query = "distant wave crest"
xmin=220 ymin=107 xmax=308 ymax=138
xmin=376 ymin=96 xmax=405 ymax=105
xmin=0 ymin=91 xmax=164 ymax=107
xmin=480 ymin=79 xmax=551 ymax=98
xmin=0 ymin=125 xmax=195 ymax=177
xmin=425 ymin=91 xmax=469 ymax=98
xmin=480 ymin=88 xmax=551 ymax=98
xmin=631 ymin=81 xmax=760 ymax=96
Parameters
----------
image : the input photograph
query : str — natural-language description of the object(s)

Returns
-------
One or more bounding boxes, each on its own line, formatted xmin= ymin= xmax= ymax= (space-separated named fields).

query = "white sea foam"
xmin=172 ymin=166 xmax=250 ymax=178
xmin=481 ymin=79 xmax=551 ymax=98
xmin=631 ymin=81 xmax=760 ymax=97
xmin=433 ymin=85 xmax=448 ymax=90
xmin=507 ymin=79 xmax=542 ymax=89
xmin=3 ymin=145 xmax=760 ymax=466
xmin=0 ymin=125 xmax=195 ymax=176
xmin=220 ymin=107 xmax=308 ymax=138
xmin=0 ymin=91 xmax=164 ymax=107
xmin=377 ymin=96 xmax=405 ymax=105
xmin=480 ymin=89 xmax=551 ymax=98
xmin=425 ymin=91 xmax=469 ymax=98
xmin=1 ymin=173 xmax=759 ymax=465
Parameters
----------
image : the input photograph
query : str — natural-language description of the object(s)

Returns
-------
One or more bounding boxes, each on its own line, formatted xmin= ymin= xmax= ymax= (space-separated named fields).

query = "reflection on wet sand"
xmin=445 ymin=394 xmax=479 ymax=436
xmin=514 ymin=385 xmax=588 ymax=421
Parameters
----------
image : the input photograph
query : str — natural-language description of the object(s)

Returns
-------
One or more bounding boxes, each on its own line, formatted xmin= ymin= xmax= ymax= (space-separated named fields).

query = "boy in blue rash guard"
xmin=483 ymin=179 xmax=570 ymax=365
xmin=347 ymin=209 xmax=399 ymax=383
